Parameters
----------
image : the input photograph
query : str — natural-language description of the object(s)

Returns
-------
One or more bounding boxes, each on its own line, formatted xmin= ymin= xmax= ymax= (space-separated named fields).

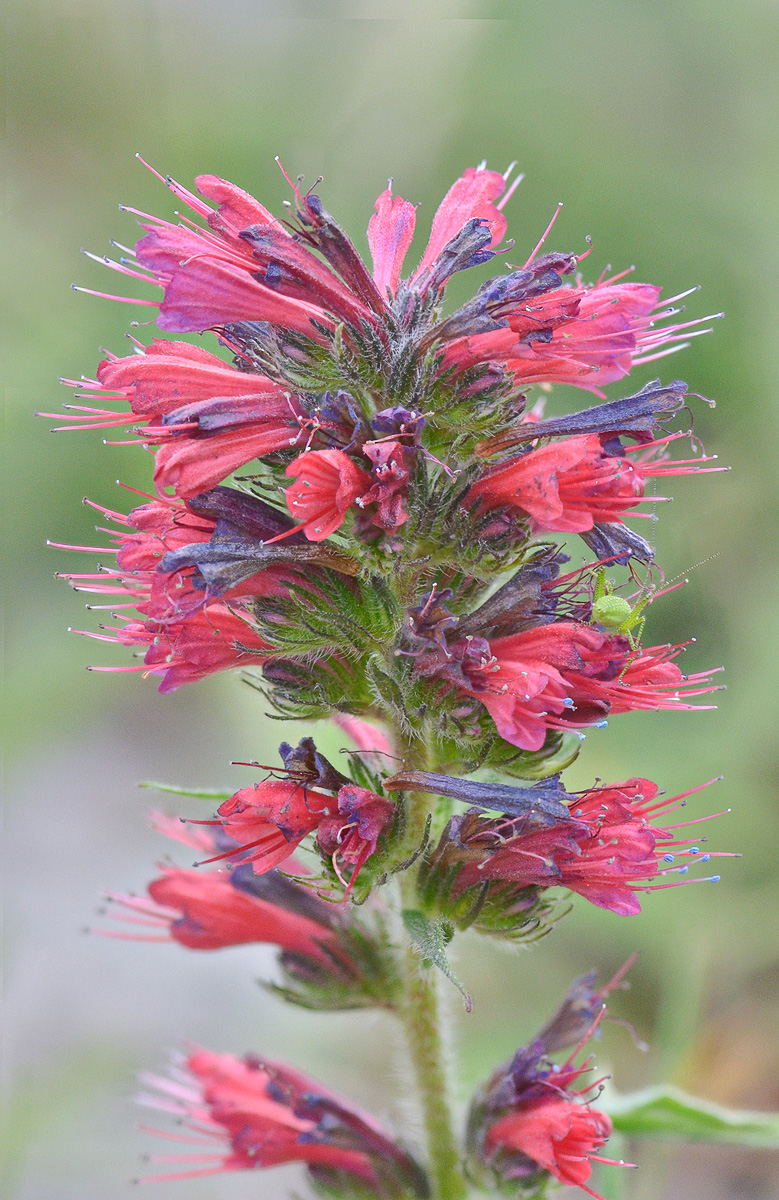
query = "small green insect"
xmin=590 ymin=568 xmax=653 ymax=650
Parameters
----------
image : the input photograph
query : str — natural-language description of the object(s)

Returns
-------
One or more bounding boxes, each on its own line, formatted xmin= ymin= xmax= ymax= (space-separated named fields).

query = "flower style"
xmin=138 ymin=1048 xmax=428 ymax=1194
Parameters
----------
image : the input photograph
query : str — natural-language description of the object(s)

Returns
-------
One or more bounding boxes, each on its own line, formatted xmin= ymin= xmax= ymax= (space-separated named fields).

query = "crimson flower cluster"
xmin=52 ymin=157 xmax=729 ymax=1199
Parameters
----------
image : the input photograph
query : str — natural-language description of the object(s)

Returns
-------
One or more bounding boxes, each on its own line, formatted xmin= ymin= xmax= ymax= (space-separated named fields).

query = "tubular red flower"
xmin=119 ymin=602 xmax=271 ymax=692
xmin=487 ymin=1098 xmax=613 ymax=1192
xmin=413 ymin=166 xmax=508 ymax=280
xmin=333 ymin=712 xmax=392 ymax=757
xmin=468 ymin=432 xmax=718 ymax=535
xmin=51 ymin=340 xmax=305 ymax=498
xmin=214 ymin=781 xmax=335 ymax=872
xmin=104 ymin=867 xmax=338 ymax=958
xmin=58 ymin=495 xmax=289 ymax=690
xmin=470 ymin=1015 xmax=627 ymax=1198
xmin=468 ymin=435 xmax=644 ymax=533
xmin=441 ymin=278 xmax=707 ymax=395
xmin=137 ymin=1050 xmax=384 ymax=1184
xmin=367 ymin=186 xmax=417 ymax=297
xmin=457 ymin=622 xmax=718 ymax=751
xmin=284 ymin=448 xmax=371 ymax=541
xmin=204 ymin=778 xmax=394 ymax=895
xmin=135 ymin=223 xmax=339 ymax=337
xmin=453 ymin=776 xmax=730 ymax=915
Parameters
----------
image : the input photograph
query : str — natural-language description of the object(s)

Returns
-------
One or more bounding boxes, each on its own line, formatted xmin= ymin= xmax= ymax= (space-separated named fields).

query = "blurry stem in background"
xmin=391 ymin=721 xmax=468 ymax=1200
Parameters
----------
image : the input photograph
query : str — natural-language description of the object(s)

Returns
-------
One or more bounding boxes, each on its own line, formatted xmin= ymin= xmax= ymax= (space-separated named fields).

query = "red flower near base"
xmin=469 ymin=1011 xmax=631 ymax=1198
xmin=487 ymin=1098 xmax=613 ymax=1193
xmin=138 ymin=1048 xmax=427 ymax=1194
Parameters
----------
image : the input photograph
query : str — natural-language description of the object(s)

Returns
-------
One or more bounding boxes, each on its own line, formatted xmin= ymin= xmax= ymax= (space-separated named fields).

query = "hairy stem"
xmin=398 ymin=873 xmax=467 ymax=1199
xmin=390 ymin=720 xmax=467 ymax=1200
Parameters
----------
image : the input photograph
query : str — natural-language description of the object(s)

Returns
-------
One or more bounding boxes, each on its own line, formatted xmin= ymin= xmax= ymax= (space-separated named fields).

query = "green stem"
xmin=399 ymin=871 xmax=467 ymax=1200
xmin=389 ymin=719 xmax=467 ymax=1200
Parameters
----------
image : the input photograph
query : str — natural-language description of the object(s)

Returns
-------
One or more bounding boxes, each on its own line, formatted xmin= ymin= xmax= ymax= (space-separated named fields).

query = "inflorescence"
xmin=49 ymin=156 xmax=730 ymax=1199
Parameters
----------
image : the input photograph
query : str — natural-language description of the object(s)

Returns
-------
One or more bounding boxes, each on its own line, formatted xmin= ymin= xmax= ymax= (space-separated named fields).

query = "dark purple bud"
xmin=187 ymin=486 xmax=302 ymax=543
xmin=579 ymin=521 xmax=655 ymax=565
xmin=534 ymin=955 xmax=641 ymax=1054
xmin=294 ymin=192 xmax=389 ymax=316
xmin=161 ymin=487 xmax=305 ymax=593
xmin=457 ymin=549 xmax=567 ymax=640
xmin=408 ymin=587 xmax=459 ymax=650
xmin=434 ymin=252 xmax=578 ymax=340
xmin=383 ymin=770 xmax=576 ymax=826
xmin=161 ymin=395 xmax=271 ymax=433
xmin=278 ymin=736 xmax=352 ymax=791
xmin=371 ymin=407 xmax=426 ymax=440
xmin=318 ymin=389 xmax=370 ymax=451
xmin=230 ymin=863 xmax=339 ymax=928
xmin=419 ymin=218 xmax=496 ymax=295
xmin=498 ymin=378 xmax=689 ymax=447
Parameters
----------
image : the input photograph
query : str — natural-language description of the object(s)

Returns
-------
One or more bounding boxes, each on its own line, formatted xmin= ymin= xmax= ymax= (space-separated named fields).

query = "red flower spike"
xmin=283 ymin=448 xmax=371 ymax=541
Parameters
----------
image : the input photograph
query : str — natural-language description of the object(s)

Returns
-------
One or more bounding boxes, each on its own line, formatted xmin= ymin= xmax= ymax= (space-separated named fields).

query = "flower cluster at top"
xmin=52 ymin=158 xmax=730 ymax=1199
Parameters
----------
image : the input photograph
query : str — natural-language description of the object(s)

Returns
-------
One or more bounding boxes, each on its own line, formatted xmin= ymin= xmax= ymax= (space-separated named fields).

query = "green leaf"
xmin=606 ymin=1085 xmax=779 ymax=1147
xmin=139 ymin=781 xmax=233 ymax=801
xmin=402 ymin=909 xmax=472 ymax=1011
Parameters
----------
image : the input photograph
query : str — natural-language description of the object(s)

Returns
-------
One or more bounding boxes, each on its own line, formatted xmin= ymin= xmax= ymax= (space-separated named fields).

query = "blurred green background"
xmin=4 ymin=3 xmax=779 ymax=1198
